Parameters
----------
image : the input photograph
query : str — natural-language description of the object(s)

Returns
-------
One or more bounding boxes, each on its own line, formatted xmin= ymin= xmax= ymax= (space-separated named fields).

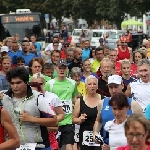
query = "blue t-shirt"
xmin=8 ymin=50 xmax=22 ymax=59
xmin=34 ymin=42 xmax=41 ymax=52
xmin=122 ymin=77 xmax=135 ymax=86
xmin=0 ymin=74 xmax=10 ymax=91
xmin=145 ymin=104 xmax=150 ymax=119
xmin=81 ymin=72 xmax=98 ymax=83
xmin=12 ymin=51 xmax=36 ymax=66
xmin=101 ymin=97 xmax=132 ymax=144
xmin=82 ymin=49 xmax=90 ymax=61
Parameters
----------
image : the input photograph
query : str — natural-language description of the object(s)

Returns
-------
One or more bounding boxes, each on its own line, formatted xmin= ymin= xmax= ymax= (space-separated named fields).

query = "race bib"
xmin=74 ymin=129 xmax=79 ymax=143
xmin=62 ymin=100 xmax=72 ymax=114
xmin=82 ymin=131 xmax=100 ymax=146
xmin=16 ymin=143 xmax=37 ymax=150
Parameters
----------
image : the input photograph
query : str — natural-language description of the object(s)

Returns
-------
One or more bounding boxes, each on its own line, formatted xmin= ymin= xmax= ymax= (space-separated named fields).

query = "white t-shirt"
xmin=45 ymin=43 xmax=62 ymax=51
xmin=44 ymin=91 xmax=63 ymax=108
xmin=130 ymin=78 xmax=150 ymax=112
xmin=104 ymin=119 xmax=127 ymax=150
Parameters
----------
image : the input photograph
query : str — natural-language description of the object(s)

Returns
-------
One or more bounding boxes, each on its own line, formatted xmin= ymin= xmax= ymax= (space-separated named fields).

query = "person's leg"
xmin=73 ymin=143 xmax=78 ymax=150
xmin=60 ymin=125 xmax=75 ymax=150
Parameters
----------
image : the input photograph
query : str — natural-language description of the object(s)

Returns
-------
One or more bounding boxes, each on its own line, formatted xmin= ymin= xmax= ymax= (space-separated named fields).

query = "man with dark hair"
xmin=8 ymin=41 xmax=22 ymax=59
xmin=68 ymin=48 xmax=82 ymax=72
xmin=45 ymin=59 xmax=78 ymax=150
xmin=45 ymin=36 xmax=62 ymax=52
xmin=16 ymin=57 xmax=25 ymax=68
xmin=12 ymin=40 xmax=36 ymax=66
xmin=2 ymin=67 xmax=58 ymax=149
xmin=91 ymin=47 xmax=104 ymax=73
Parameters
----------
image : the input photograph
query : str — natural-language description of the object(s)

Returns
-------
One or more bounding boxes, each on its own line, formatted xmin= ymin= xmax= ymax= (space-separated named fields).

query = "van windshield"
xmin=93 ymin=32 xmax=102 ymax=37
xmin=72 ymin=30 xmax=88 ymax=36
xmin=108 ymin=33 xmax=123 ymax=39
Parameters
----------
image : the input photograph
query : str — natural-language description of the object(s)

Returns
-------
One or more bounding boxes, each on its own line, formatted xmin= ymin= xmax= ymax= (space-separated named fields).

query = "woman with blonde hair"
xmin=73 ymin=75 xmax=101 ymax=150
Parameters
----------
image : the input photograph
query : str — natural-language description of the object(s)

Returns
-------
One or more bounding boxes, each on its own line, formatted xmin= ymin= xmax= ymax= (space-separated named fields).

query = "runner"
xmin=125 ymin=59 xmax=150 ymax=112
xmin=45 ymin=59 xmax=78 ymax=150
xmin=117 ymin=114 xmax=150 ymax=150
xmin=93 ymin=75 xmax=143 ymax=144
xmin=115 ymin=38 xmax=132 ymax=62
xmin=30 ymin=73 xmax=65 ymax=150
xmin=0 ymin=100 xmax=20 ymax=149
xmin=2 ymin=67 xmax=58 ymax=150
xmin=73 ymin=75 xmax=101 ymax=150
xmin=102 ymin=93 xmax=130 ymax=150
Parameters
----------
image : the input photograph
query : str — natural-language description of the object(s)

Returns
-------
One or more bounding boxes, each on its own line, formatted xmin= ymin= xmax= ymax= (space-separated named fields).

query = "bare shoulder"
xmin=97 ymin=99 xmax=104 ymax=112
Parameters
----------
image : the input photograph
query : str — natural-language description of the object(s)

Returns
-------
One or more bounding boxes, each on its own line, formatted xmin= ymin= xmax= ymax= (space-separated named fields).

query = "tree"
xmin=96 ymin=0 xmax=131 ymax=29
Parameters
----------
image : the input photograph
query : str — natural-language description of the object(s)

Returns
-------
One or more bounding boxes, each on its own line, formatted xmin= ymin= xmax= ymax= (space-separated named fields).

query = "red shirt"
xmin=61 ymin=49 xmax=66 ymax=59
xmin=117 ymin=46 xmax=130 ymax=61
xmin=130 ymin=63 xmax=137 ymax=78
xmin=115 ymin=61 xmax=121 ymax=75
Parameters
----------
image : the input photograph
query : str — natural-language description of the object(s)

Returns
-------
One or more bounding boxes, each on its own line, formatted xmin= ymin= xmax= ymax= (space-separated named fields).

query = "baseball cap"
xmin=108 ymin=75 xmax=122 ymax=85
xmin=99 ymin=38 xmax=104 ymax=42
xmin=1 ymin=46 xmax=9 ymax=53
xmin=57 ymin=59 xmax=67 ymax=67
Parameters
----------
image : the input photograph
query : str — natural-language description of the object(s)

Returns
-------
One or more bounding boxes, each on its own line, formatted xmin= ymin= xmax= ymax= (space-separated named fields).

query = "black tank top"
xmin=79 ymin=97 xmax=98 ymax=131
xmin=79 ymin=97 xmax=98 ymax=147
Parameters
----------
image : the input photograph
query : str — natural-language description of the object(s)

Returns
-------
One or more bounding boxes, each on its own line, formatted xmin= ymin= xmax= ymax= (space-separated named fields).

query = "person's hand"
xmin=93 ymin=132 xmax=99 ymax=143
xmin=20 ymin=110 xmax=32 ymax=122
xmin=102 ymin=143 xmax=110 ymax=150
xmin=79 ymin=113 xmax=87 ymax=123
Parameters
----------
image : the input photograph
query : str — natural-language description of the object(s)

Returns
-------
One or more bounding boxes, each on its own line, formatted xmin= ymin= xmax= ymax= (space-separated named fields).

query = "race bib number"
xmin=82 ymin=131 xmax=100 ymax=146
xmin=16 ymin=143 xmax=37 ymax=150
xmin=62 ymin=100 xmax=72 ymax=114
xmin=74 ymin=129 xmax=79 ymax=142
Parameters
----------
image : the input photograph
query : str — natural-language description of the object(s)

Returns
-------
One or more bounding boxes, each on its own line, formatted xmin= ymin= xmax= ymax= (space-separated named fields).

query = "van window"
xmin=72 ymin=30 xmax=81 ymax=36
xmin=93 ymin=32 xmax=103 ymax=37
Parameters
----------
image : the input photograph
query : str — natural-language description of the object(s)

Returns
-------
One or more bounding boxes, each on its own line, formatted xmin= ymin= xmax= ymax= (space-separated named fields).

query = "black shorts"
xmin=58 ymin=124 xmax=75 ymax=148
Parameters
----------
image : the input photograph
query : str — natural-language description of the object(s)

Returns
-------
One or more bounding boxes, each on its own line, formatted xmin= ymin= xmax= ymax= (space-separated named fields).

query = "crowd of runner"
xmin=0 ymin=31 xmax=150 ymax=150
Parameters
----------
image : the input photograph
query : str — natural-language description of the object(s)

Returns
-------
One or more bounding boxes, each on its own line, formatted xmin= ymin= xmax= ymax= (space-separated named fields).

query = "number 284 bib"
xmin=82 ymin=131 xmax=100 ymax=146
xmin=62 ymin=100 xmax=72 ymax=114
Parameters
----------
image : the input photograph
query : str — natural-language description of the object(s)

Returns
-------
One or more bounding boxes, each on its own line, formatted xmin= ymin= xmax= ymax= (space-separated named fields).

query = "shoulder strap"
xmin=36 ymin=93 xmax=44 ymax=106
xmin=49 ymin=79 xmax=55 ymax=93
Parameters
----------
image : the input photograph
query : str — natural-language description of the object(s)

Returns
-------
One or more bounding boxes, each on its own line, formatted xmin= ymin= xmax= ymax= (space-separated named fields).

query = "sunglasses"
xmin=38 ymin=83 xmax=43 ymax=85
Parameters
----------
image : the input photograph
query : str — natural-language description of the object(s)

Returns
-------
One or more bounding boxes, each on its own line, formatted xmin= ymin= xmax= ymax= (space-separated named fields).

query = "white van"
xmin=91 ymin=29 xmax=110 ymax=47
xmin=72 ymin=29 xmax=88 ymax=44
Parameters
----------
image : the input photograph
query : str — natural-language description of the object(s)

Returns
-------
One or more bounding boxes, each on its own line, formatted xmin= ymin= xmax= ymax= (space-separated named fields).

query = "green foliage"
xmin=0 ymin=0 xmax=150 ymax=29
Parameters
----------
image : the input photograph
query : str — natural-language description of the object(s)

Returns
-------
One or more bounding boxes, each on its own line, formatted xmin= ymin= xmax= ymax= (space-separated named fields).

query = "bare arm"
xmin=54 ymin=106 xmax=65 ymax=122
xmin=20 ymin=111 xmax=58 ymax=127
xmin=47 ymin=127 xmax=58 ymax=132
xmin=131 ymin=100 xmax=143 ymax=115
xmin=125 ymin=84 xmax=132 ymax=97
xmin=0 ymin=108 xmax=20 ymax=150
xmin=26 ymin=115 xmax=58 ymax=127
xmin=72 ymin=96 xmax=78 ymax=104
xmin=93 ymin=100 xmax=103 ymax=136
xmin=72 ymin=99 xmax=82 ymax=124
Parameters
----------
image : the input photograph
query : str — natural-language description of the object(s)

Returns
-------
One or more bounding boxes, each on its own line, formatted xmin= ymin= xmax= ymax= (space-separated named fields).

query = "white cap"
xmin=1 ymin=46 xmax=9 ymax=53
xmin=108 ymin=75 xmax=122 ymax=85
